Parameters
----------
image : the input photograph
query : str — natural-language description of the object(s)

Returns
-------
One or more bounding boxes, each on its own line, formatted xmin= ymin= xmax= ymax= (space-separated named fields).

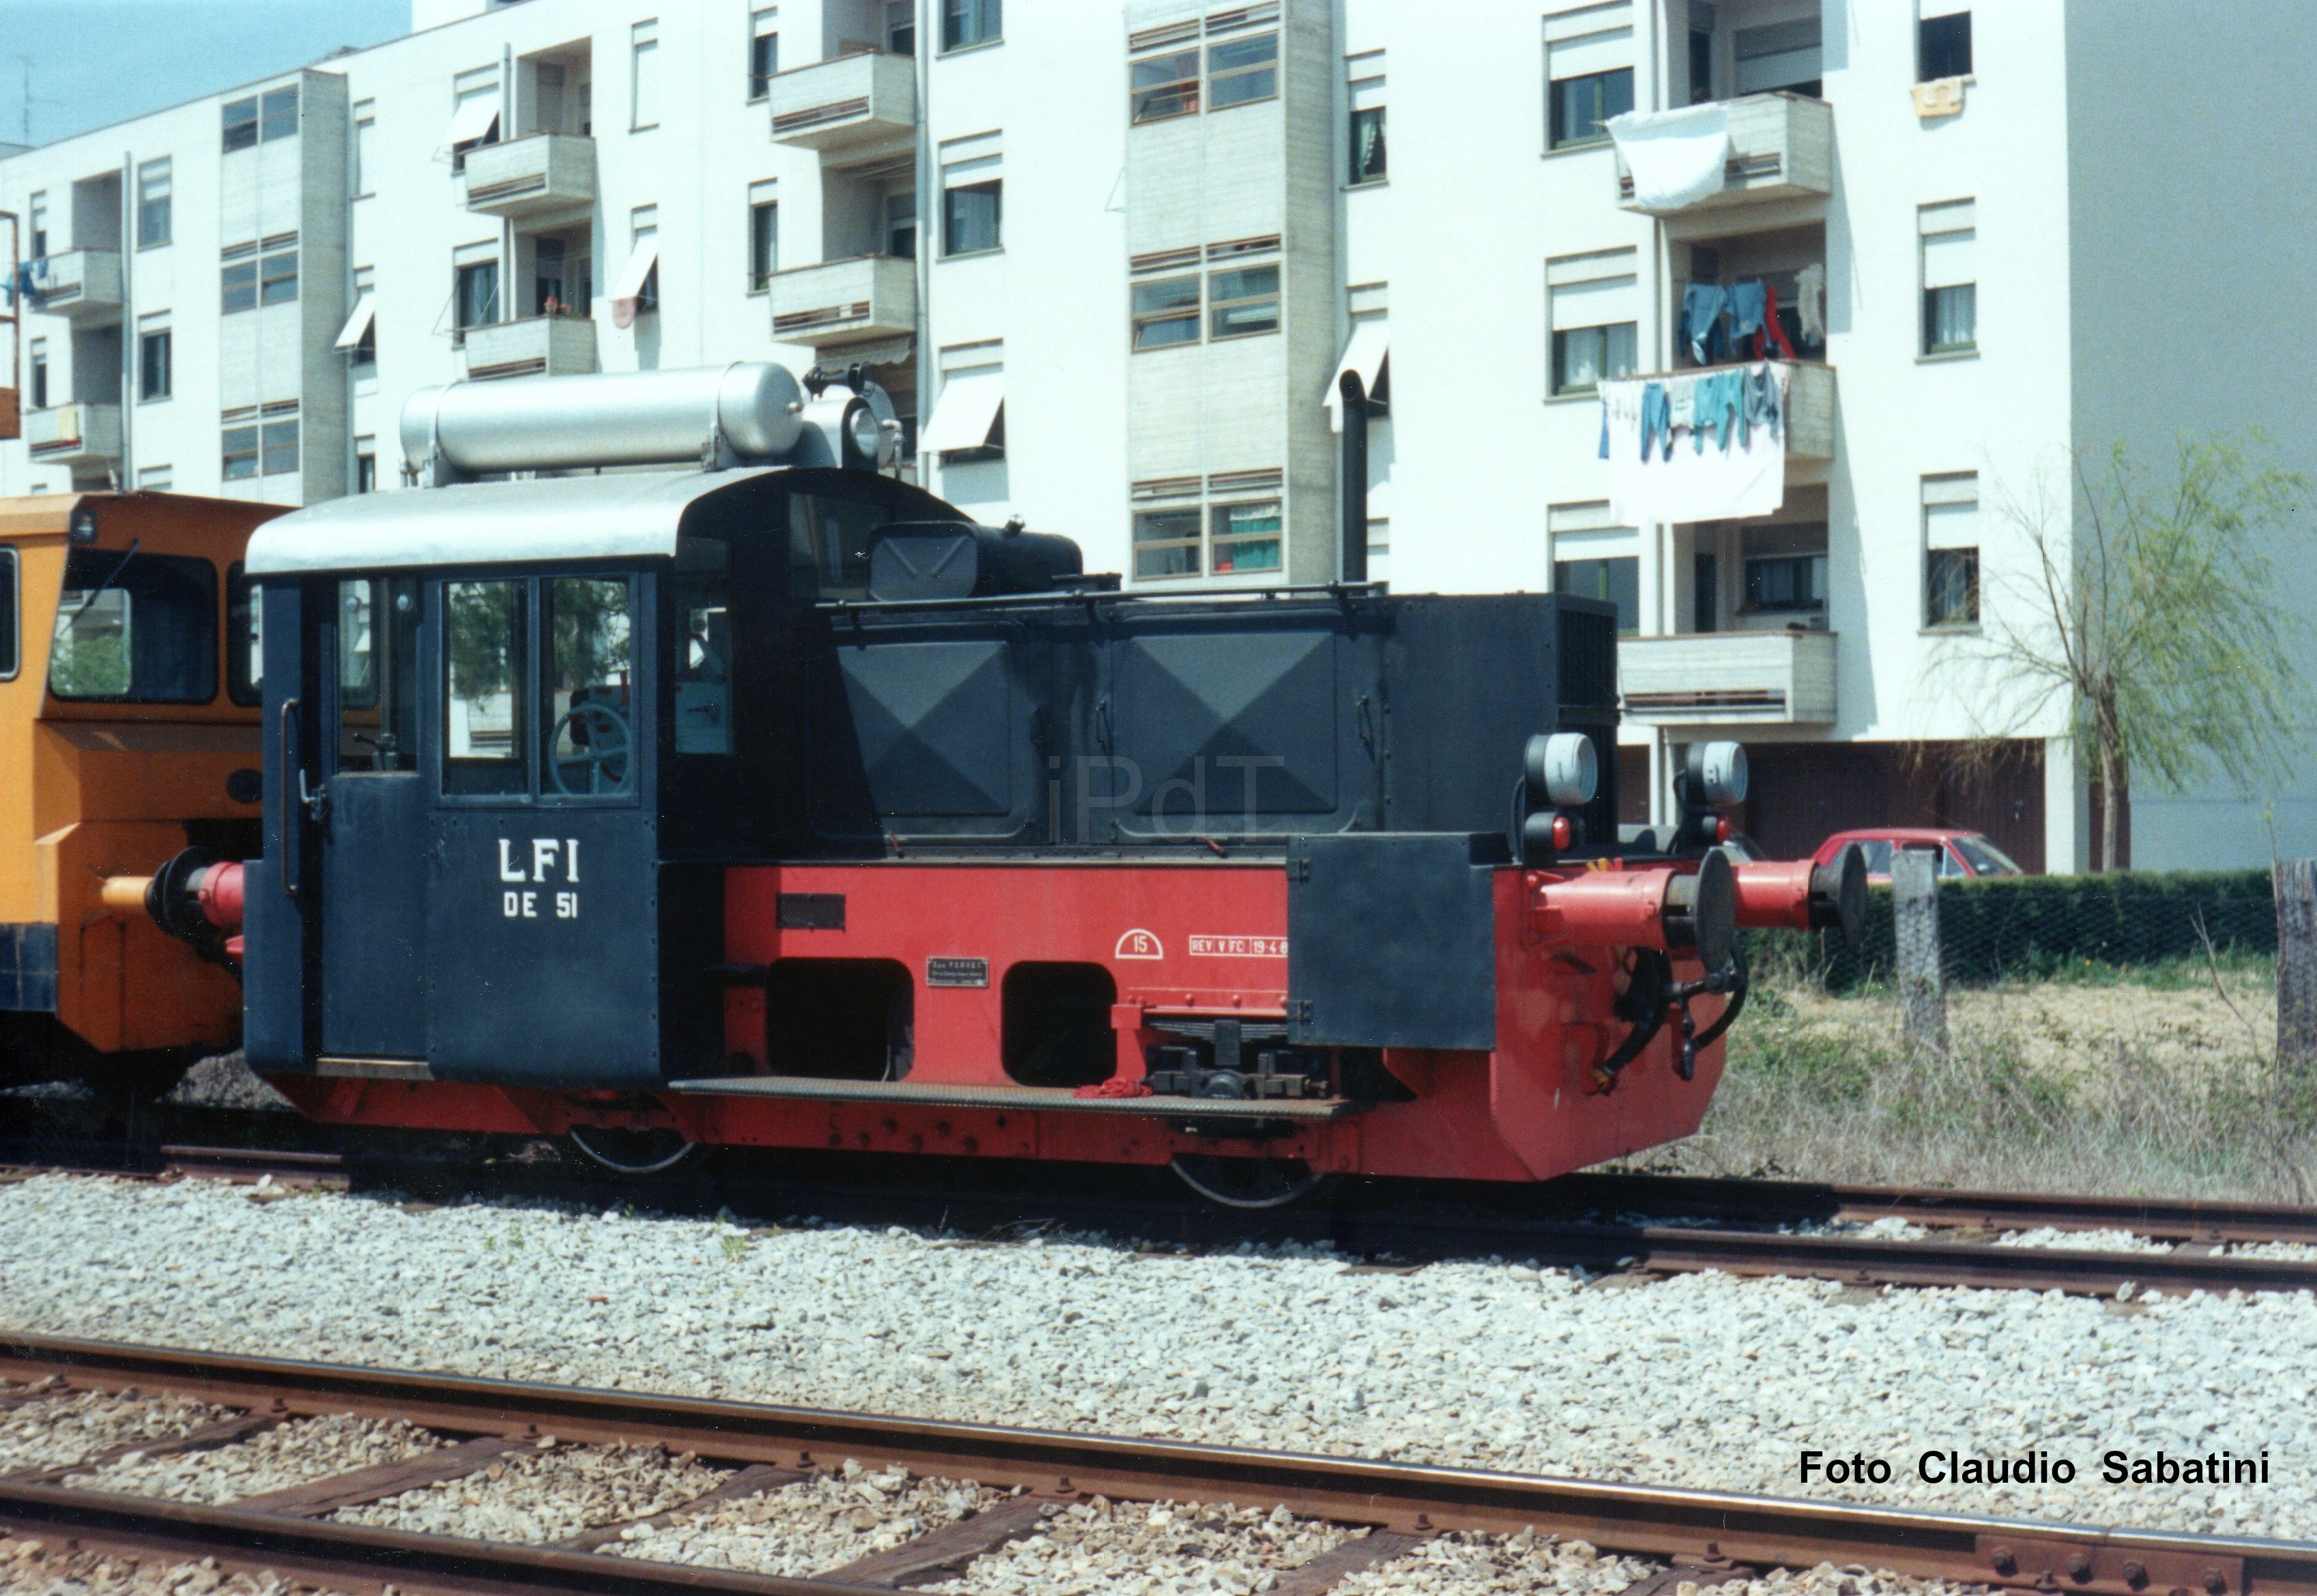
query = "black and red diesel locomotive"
xmin=132 ymin=363 xmax=1861 ymax=1204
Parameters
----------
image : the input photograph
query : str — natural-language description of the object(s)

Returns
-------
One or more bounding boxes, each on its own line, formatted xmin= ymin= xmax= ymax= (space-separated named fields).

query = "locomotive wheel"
xmin=1169 ymin=1153 xmax=1326 ymax=1210
xmin=565 ymin=1125 xmax=701 ymax=1176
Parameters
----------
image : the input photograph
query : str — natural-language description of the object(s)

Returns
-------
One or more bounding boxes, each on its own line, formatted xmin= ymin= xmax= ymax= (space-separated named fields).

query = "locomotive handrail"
xmin=813 ymin=579 xmax=1393 ymax=618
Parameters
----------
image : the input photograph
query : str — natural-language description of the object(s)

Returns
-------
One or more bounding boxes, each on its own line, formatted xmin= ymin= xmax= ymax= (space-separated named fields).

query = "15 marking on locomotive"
xmin=497 ymin=838 xmax=581 ymax=920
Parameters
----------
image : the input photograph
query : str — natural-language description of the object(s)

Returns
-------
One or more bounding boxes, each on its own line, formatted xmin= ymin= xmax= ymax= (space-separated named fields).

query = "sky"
xmin=0 ymin=0 xmax=411 ymax=148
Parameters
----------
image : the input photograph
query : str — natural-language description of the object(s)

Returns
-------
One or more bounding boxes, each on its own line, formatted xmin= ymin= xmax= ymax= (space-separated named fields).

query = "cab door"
xmin=316 ymin=576 xmax=428 ymax=1060
xmin=423 ymin=569 xmax=662 ymax=1086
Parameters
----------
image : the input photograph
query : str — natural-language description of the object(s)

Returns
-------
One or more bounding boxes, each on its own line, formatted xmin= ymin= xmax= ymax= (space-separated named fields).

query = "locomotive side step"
xmin=665 ymin=1076 xmax=1367 ymax=1118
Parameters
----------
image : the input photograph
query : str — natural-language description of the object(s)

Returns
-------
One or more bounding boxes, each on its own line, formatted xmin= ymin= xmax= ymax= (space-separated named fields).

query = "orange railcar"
xmin=0 ymin=491 xmax=280 ymax=1098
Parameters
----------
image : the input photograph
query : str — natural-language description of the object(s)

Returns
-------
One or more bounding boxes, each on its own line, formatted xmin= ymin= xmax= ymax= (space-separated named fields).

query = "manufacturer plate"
xmin=927 ymin=957 xmax=990 ymax=988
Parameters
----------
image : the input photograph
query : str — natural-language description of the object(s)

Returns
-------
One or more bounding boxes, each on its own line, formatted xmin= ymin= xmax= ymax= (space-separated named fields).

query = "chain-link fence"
xmin=1748 ymin=867 xmax=2279 ymax=990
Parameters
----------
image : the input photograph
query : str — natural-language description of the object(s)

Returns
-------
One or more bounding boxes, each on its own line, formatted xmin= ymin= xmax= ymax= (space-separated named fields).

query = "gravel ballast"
xmin=0 ymin=1174 xmax=2306 ymax=1539
xmin=921 ymin=1496 xmax=1351 ymax=1595
xmin=334 ymin=1440 xmax=727 ymax=1543
xmin=0 ymin=1387 xmax=235 ymax=1476
xmin=64 ymin=1414 xmax=441 ymax=1503
xmin=608 ymin=1460 xmax=1012 ymax=1578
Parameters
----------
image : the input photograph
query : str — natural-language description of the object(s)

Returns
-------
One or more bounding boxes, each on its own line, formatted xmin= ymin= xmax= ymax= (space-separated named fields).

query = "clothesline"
xmin=1597 ymin=360 xmax=1793 ymax=524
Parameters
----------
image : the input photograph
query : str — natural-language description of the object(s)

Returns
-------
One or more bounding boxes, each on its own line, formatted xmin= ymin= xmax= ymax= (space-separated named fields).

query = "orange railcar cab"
xmin=0 ymin=491 xmax=280 ymax=1097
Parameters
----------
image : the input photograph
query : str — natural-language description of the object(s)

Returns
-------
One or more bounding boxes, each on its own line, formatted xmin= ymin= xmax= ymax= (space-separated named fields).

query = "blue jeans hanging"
xmin=1727 ymin=280 xmax=1767 ymax=351
xmin=1640 ymin=381 xmax=1673 ymax=461
xmin=1743 ymin=362 xmax=1782 ymax=442
xmin=1680 ymin=283 xmax=1728 ymax=366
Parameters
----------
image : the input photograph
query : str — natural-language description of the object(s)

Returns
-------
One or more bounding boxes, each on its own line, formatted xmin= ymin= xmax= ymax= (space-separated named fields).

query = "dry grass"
xmin=1627 ymin=957 xmax=2317 ymax=1202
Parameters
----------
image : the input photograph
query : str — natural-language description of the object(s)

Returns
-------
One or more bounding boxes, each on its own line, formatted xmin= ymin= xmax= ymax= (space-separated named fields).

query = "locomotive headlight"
xmin=1525 ymin=732 xmax=1599 ymax=808
xmin=1685 ymin=740 xmax=1749 ymax=809
xmin=844 ymin=399 xmax=885 ymax=464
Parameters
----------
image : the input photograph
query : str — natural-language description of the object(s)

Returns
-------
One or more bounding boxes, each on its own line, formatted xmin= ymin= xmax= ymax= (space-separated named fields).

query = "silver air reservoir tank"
xmin=400 ymin=362 xmax=809 ymax=480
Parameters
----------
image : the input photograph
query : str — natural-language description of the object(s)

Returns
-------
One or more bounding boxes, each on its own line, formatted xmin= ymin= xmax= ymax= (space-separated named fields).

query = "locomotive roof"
xmin=244 ymin=467 xmax=789 ymax=577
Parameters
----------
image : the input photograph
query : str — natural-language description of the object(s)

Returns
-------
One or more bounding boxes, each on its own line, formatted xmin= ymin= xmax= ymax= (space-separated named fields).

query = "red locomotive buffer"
xmin=159 ymin=364 xmax=1863 ymax=1202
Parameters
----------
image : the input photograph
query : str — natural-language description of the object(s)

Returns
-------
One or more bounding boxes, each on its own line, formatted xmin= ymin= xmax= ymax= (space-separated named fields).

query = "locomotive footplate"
xmin=664 ymin=1075 xmax=1365 ymax=1118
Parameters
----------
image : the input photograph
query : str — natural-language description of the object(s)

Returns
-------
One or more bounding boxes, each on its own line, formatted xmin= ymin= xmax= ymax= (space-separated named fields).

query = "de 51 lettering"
xmin=497 ymin=839 xmax=580 ymax=920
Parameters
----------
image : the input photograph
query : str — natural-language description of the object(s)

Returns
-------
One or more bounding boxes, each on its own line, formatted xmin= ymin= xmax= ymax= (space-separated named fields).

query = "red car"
xmin=1811 ymin=828 xmax=2026 ymax=882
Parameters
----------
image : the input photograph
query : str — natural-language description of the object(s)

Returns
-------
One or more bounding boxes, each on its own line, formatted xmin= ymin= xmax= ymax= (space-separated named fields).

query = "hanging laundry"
xmin=1605 ymin=104 xmax=1732 ymax=210
xmin=1680 ymin=282 xmax=1728 ymax=366
xmin=1597 ymin=362 xmax=1792 ymax=524
xmin=1760 ymin=282 xmax=1797 ymax=359
xmin=1597 ymin=379 xmax=1642 ymax=461
xmin=1743 ymin=362 xmax=1782 ymax=441
xmin=1794 ymin=263 xmax=1826 ymax=347
xmin=1691 ymin=368 xmax=1743 ymax=452
xmin=1640 ymin=382 xmax=1673 ymax=461
xmin=1727 ymin=280 xmax=1767 ymax=351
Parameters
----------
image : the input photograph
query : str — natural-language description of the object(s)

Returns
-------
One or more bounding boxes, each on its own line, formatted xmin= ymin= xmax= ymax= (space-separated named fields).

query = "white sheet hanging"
xmin=1600 ymin=364 xmax=1791 ymax=525
xmin=1605 ymin=104 xmax=1730 ymax=211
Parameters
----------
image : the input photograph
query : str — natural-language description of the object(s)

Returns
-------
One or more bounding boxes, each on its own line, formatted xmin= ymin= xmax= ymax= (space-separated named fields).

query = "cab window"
xmin=0 ymin=548 xmax=16 ymax=679
xmin=337 ymin=577 xmax=422 ymax=772
xmin=788 ymin=489 xmax=881 ymax=600
xmin=672 ymin=536 xmax=732 ymax=755
xmin=444 ymin=579 xmax=527 ymax=795
xmin=48 ymin=549 xmax=217 ymax=703
xmin=543 ymin=576 xmax=634 ymax=797
xmin=227 ymin=564 xmax=263 ymax=705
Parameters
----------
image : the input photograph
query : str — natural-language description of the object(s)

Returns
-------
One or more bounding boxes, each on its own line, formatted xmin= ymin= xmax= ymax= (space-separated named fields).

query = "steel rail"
xmin=0 ymin=1483 xmax=892 ymax=1596
xmin=8 ymin=1131 xmax=2317 ymax=1295
xmin=1548 ymin=1173 xmax=2317 ymax=1247
xmin=3 ymin=1335 xmax=2316 ymax=1596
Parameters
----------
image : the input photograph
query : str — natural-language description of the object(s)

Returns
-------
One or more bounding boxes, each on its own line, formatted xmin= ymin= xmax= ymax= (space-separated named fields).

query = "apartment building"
xmin=1 ymin=0 xmax=2311 ymax=871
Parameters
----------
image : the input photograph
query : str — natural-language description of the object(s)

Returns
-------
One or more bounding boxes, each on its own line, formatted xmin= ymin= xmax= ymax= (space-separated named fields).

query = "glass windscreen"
xmin=49 ymin=549 xmax=217 ymax=703
xmin=672 ymin=538 xmax=732 ymax=756
xmin=544 ymin=576 xmax=634 ymax=798
xmin=443 ymin=579 xmax=527 ymax=795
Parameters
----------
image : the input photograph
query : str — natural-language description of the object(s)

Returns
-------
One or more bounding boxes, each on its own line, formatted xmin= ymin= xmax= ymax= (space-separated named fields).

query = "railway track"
xmin=4 ymin=1333 xmax=2316 ymax=1596
xmin=7 ymin=1107 xmax=2317 ymax=1299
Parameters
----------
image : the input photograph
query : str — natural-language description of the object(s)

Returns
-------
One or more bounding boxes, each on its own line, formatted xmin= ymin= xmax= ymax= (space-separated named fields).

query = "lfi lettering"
xmin=498 ymin=839 xmax=581 ymax=919
xmin=498 ymin=838 xmax=581 ymax=883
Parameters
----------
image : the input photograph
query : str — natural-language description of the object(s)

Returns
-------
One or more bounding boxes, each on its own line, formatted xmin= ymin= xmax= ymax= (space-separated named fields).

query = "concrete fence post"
xmin=1893 ymin=847 xmax=1947 ymax=1062
xmin=2276 ymin=858 xmax=2317 ymax=1094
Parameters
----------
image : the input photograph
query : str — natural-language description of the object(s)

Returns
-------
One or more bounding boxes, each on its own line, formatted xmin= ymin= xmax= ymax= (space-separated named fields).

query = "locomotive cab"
xmin=241 ymin=448 xmax=953 ymax=1086
xmin=0 ymin=492 xmax=281 ymax=1099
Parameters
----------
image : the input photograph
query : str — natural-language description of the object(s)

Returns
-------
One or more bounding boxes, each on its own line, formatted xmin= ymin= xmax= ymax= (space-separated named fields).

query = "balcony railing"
xmin=770 ymin=51 xmax=916 ymax=164
xmin=25 ymin=402 xmax=123 ymax=466
xmin=770 ymin=255 xmax=917 ymax=347
xmin=27 ymin=250 xmax=123 ymax=324
xmin=463 ymin=134 xmax=596 ymax=218
xmin=463 ymin=315 xmax=598 ymax=381
xmin=1614 ymin=92 xmax=1832 ymax=221
xmin=1784 ymin=359 xmax=1834 ymax=463
xmin=1620 ymin=627 xmax=1837 ymax=725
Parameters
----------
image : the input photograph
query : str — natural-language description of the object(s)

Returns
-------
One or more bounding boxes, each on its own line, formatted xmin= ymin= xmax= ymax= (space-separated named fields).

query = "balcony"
xmin=25 ymin=403 xmax=123 ymax=469
xmin=770 ymin=52 xmax=916 ymax=166
xmin=28 ymin=250 xmax=123 ymax=325
xmin=770 ymin=255 xmax=917 ymax=348
xmin=463 ymin=134 xmax=596 ymax=219
xmin=1620 ymin=628 xmax=1837 ymax=725
xmin=1614 ymin=93 xmax=1831 ymax=227
xmin=463 ymin=315 xmax=598 ymax=381
xmin=1783 ymin=359 xmax=1834 ymax=464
